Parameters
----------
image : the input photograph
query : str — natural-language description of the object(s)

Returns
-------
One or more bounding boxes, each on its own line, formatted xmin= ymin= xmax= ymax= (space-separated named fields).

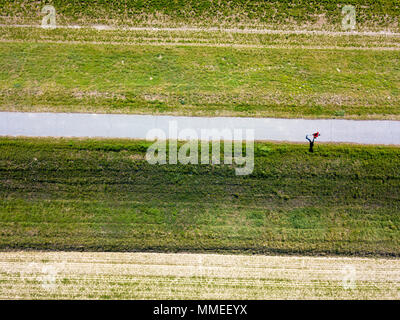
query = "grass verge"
xmin=0 ymin=40 xmax=399 ymax=119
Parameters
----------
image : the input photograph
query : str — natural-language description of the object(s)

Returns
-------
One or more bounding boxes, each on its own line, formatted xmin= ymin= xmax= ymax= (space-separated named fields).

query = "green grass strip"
xmin=0 ymin=137 xmax=399 ymax=256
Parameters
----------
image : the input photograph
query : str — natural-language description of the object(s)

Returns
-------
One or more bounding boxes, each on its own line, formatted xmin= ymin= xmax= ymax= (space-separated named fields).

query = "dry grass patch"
xmin=0 ymin=251 xmax=399 ymax=299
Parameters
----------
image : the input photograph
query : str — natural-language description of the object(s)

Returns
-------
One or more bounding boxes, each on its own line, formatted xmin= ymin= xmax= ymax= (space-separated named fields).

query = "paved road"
xmin=1 ymin=112 xmax=400 ymax=145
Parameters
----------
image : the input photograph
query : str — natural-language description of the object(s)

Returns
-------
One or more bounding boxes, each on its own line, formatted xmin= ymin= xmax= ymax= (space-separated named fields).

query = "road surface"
xmin=1 ymin=112 xmax=399 ymax=144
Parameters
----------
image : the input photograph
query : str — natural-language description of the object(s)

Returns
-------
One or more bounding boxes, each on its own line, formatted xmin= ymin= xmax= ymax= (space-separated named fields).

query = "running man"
xmin=306 ymin=132 xmax=320 ymax=153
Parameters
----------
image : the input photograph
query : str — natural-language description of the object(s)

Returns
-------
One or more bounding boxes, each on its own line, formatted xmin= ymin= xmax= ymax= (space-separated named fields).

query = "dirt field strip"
xmin=0 ymin=251 xmax=399 ymax=299
xmin=1 ymin=24 xmax=400 ymax=37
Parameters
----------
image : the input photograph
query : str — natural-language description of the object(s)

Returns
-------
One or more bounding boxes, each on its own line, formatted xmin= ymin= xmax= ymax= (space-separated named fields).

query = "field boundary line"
xmin=1 ymin=38 xmax=399 ymax=51
xmin=1 ymin=24 xmax=400 ymax=37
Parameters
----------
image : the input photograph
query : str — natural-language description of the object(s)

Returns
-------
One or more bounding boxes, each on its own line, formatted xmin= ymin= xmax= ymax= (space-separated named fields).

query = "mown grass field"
xmin=0 ymin=39 xmax=399 ymax=119
xmin=1 ymin=251 xmax=399 ymax=299
xmin=0 ymin=137 xmax=399 ymax=256
xmin=1 ymin=0 xmax=399 ymax=120
xmin=1 ymin=0 xmax=399 ymax=31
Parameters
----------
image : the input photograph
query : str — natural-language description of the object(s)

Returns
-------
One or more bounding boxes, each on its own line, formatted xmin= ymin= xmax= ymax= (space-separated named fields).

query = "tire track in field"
xmin=1 ymin=38 xmax=399 ymax=51
xmin=1 ymin=23 xmax=400 ymax=37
